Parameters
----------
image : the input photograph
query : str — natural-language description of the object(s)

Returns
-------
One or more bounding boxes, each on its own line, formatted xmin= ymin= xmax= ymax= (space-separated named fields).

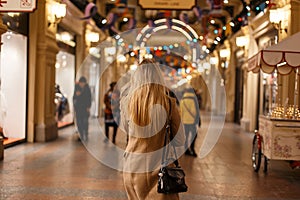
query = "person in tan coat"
xmin=120 ymin=59 xmax=185 ymax=200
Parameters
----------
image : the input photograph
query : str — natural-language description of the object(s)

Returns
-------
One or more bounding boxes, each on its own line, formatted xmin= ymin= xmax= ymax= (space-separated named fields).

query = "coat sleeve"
xmin=170 ymin=98 xmax=185 ymax=147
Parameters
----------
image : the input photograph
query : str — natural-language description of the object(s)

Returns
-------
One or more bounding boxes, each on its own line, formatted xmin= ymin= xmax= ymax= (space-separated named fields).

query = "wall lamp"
xmin=269 ymin=6 xmax=289 ymax=33
xmin=236 ymin=36 xmax=249 ymax=48
xmin=86 ymin=31 xmax=100 ymax=43
xmin=220 ymin=49 xmax=230 ymax=59
xmin=47 ymin=0 xmax=67 ymax=27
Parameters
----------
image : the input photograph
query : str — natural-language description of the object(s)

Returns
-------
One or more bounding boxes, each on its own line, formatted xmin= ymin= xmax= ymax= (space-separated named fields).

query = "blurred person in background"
xmin=73 ymin=76 xmax=91 ymax=141
xmin=104 ymin=82 xmax=119 ymax=144
xmin=180 ymin=87 xmax=200 ymax=157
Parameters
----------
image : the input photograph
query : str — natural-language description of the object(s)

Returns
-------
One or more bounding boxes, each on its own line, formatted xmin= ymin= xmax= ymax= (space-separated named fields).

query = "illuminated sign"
xmin=138 ymin=0 xmax=195 ymax=10
xmin=0 ymin=0 xmax=36 ymax=12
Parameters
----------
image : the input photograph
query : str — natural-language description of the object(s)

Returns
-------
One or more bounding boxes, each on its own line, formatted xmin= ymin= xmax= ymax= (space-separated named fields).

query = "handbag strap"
xmin=161 ymin=98 xmax=180 ymax=168
xmin=183 ymin=100 xmax=196 ymax=118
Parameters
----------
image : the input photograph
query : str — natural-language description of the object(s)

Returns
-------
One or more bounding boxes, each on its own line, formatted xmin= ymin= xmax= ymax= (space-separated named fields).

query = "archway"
xmin=136 ymin=18 xmax=204 ymax=63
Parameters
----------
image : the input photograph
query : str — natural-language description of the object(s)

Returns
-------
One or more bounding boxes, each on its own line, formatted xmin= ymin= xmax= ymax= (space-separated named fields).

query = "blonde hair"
xmin=128 ymin=60 xmax=170 ymax=128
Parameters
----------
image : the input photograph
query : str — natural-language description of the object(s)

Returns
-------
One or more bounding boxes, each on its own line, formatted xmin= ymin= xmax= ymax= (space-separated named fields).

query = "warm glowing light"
xmin=86 ymin=31 xmax=99 ymax=42
xmin=186 ymin=75 xmax=192 ymax=80
xmin=60 ymin=32 xmax=73 ymax=41
xmin=130 ymin=52 xmax=135 ymax=57
xmin=7 ymin=12 xmax=20 ymax=17
xmin=48 ymin=1 xmax=66 ymax=24
xmin=236 ymin=36 xmax=249 ymax=47
xmin=102 ymin=19 xmax=107 ymax=24
xmin=117 ymin=55 xmax=126 ymax=63
xmin=220 ymin=49 xmax=230 ymax=58
xmin=130 ymin=64 xmax=138 ymax=71
xmin=210 ymin=57 xmax=218 ymax=65
xmin=203 ymin=62 xmax=210 ymax=69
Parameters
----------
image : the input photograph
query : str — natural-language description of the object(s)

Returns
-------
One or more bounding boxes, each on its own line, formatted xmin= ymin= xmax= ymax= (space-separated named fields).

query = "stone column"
xmin=290 ymin=0 xmax=300 ymax=34
xmin=289 ymin=0 xmax=300 ymax=107
xmin=29 ymin=0 xmax=59 ymax=142
xmin=277 ymin=0 xmax=300 ymax=112
xmin=0 ymin=14 xmax=7 ymax=51
xmin=225 ymin=40 xmax=237 ymax=122
xmin=0 ymin=14 xmax=7 ymax=158
xmin=0 ymin=136 xmax=3 ymax=160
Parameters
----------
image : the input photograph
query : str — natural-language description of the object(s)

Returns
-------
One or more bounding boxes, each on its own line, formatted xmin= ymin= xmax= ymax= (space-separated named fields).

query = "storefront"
xmin=55 ymin=25 xmax=76 ymax=128
xmin=0 ymin=13 xmax=29 ymax=146
xmin=241 ymin=10 xmax=277 ymax=132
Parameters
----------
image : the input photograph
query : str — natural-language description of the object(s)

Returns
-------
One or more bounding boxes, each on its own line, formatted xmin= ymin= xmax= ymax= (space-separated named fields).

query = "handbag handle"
xmin=161 ymin=98 xmax=180 ymax=168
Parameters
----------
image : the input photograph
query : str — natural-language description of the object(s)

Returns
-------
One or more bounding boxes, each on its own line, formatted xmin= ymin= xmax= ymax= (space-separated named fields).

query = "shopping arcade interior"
xmin=0 ymin=2 xmax=298 ymax=148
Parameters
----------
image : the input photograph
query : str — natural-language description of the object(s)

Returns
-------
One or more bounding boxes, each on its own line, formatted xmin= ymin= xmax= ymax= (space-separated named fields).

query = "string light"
xmin=205 ymin=0 xmax=267 ymax=54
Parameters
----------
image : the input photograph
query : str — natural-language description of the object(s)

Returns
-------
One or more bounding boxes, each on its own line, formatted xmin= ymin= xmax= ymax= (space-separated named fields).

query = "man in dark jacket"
xmin=73 ymin=76 xmax=91 ymax=141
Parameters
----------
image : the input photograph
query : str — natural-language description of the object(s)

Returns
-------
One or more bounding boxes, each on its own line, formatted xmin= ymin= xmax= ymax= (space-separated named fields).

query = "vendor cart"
xmin=252 ymin=116 xmax=300 ymax=172
xmin=248 ymin=32 xmax=300 ymax=172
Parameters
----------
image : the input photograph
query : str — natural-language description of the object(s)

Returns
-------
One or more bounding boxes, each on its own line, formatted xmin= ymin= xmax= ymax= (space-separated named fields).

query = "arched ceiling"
xmin=71 ymin=0 xmax=270 ymax=54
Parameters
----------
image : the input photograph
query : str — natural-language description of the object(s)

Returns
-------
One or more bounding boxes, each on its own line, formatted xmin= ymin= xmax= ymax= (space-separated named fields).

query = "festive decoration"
xmin=148 ymin=19 xmax=155 ymax=28
xmin=206 ymin=0 xmax=269 ymax=54
xmin=267 ymin=0 xmax=276 ymax=9
xmin=71 ymin=0 xmax=271 ymax=55
xmin=166 ymin=18 xmax=172 ymax=29
xmin=79 ymin=2 xmax=97 ymax=21
xmin=207 ymin=0 xmax=222 ymax=10
xmin=192 ymin=6 xmax=202 ymax=20
xmin=101 ymin=12 xmax=119 ymax=35
xmin=99 ymin=0 xmax=138 ymax=35
xmin=115 ymin=0 xmax=127 ymax=8
xmin=179 ymin=12 xmax=189 ymax=24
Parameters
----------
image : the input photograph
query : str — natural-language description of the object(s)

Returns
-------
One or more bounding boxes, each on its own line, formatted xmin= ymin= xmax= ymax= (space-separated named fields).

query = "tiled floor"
xmin=1 ymin=114 xmax=300 ymax=200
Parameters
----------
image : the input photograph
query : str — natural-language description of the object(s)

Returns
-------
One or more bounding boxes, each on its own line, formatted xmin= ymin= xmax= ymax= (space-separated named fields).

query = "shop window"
xmin=0 ymin=31 xmax=28 ymax=145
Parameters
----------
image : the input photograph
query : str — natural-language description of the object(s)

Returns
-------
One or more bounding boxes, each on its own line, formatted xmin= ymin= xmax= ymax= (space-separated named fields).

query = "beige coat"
xmin=121 ymin=97 xmax=185 ymax=200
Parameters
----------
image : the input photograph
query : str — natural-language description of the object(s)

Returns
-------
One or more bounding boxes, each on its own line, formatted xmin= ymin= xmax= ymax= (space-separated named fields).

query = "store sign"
xmin=0 ymin=0 xmax=36 ymax=12
xmin=138 ymin=0 xmax=196 ymax=10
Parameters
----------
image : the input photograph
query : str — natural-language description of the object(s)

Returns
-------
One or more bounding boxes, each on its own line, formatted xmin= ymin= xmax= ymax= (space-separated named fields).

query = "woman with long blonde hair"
xmin=120 ymin=59 xmax=185 ymax=200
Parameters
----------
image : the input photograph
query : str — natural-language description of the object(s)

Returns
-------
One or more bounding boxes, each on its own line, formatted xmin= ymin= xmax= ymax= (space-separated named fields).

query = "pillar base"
xmin=0 ymin=137 xmax=3 ymax=160
xmin=35 ymin=121 xmax=58 ymax=142
xmin=241 ymin=118 xmax=250 ymax=132
xmin=225 ymin=111 xmax=234 ymax=122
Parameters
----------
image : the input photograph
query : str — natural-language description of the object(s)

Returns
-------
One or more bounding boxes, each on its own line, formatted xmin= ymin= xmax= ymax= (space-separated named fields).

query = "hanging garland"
xmin=73 ymin=0 xmax=272 ymax=54
xmin=100 ymin=0 xmax=138 ymax=35
xmin=79 ymin=2 xmax=97 ymax=21
xmin=206 ymin=0 xmax=271 ymax=53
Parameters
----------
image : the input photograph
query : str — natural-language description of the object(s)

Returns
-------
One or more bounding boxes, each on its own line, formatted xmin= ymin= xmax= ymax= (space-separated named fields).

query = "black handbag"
xmin=157 ymin=164 xmax=188 ymax=194
xmin=157 ymin=99 xmax=188 ymax=194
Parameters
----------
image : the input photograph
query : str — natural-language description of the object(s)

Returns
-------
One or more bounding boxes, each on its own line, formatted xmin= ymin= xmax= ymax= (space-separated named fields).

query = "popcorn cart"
xmin=252 ymin=116 xmax=300 ymax=172
xmin=248 ymin=32 xmax=300 ymax=172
